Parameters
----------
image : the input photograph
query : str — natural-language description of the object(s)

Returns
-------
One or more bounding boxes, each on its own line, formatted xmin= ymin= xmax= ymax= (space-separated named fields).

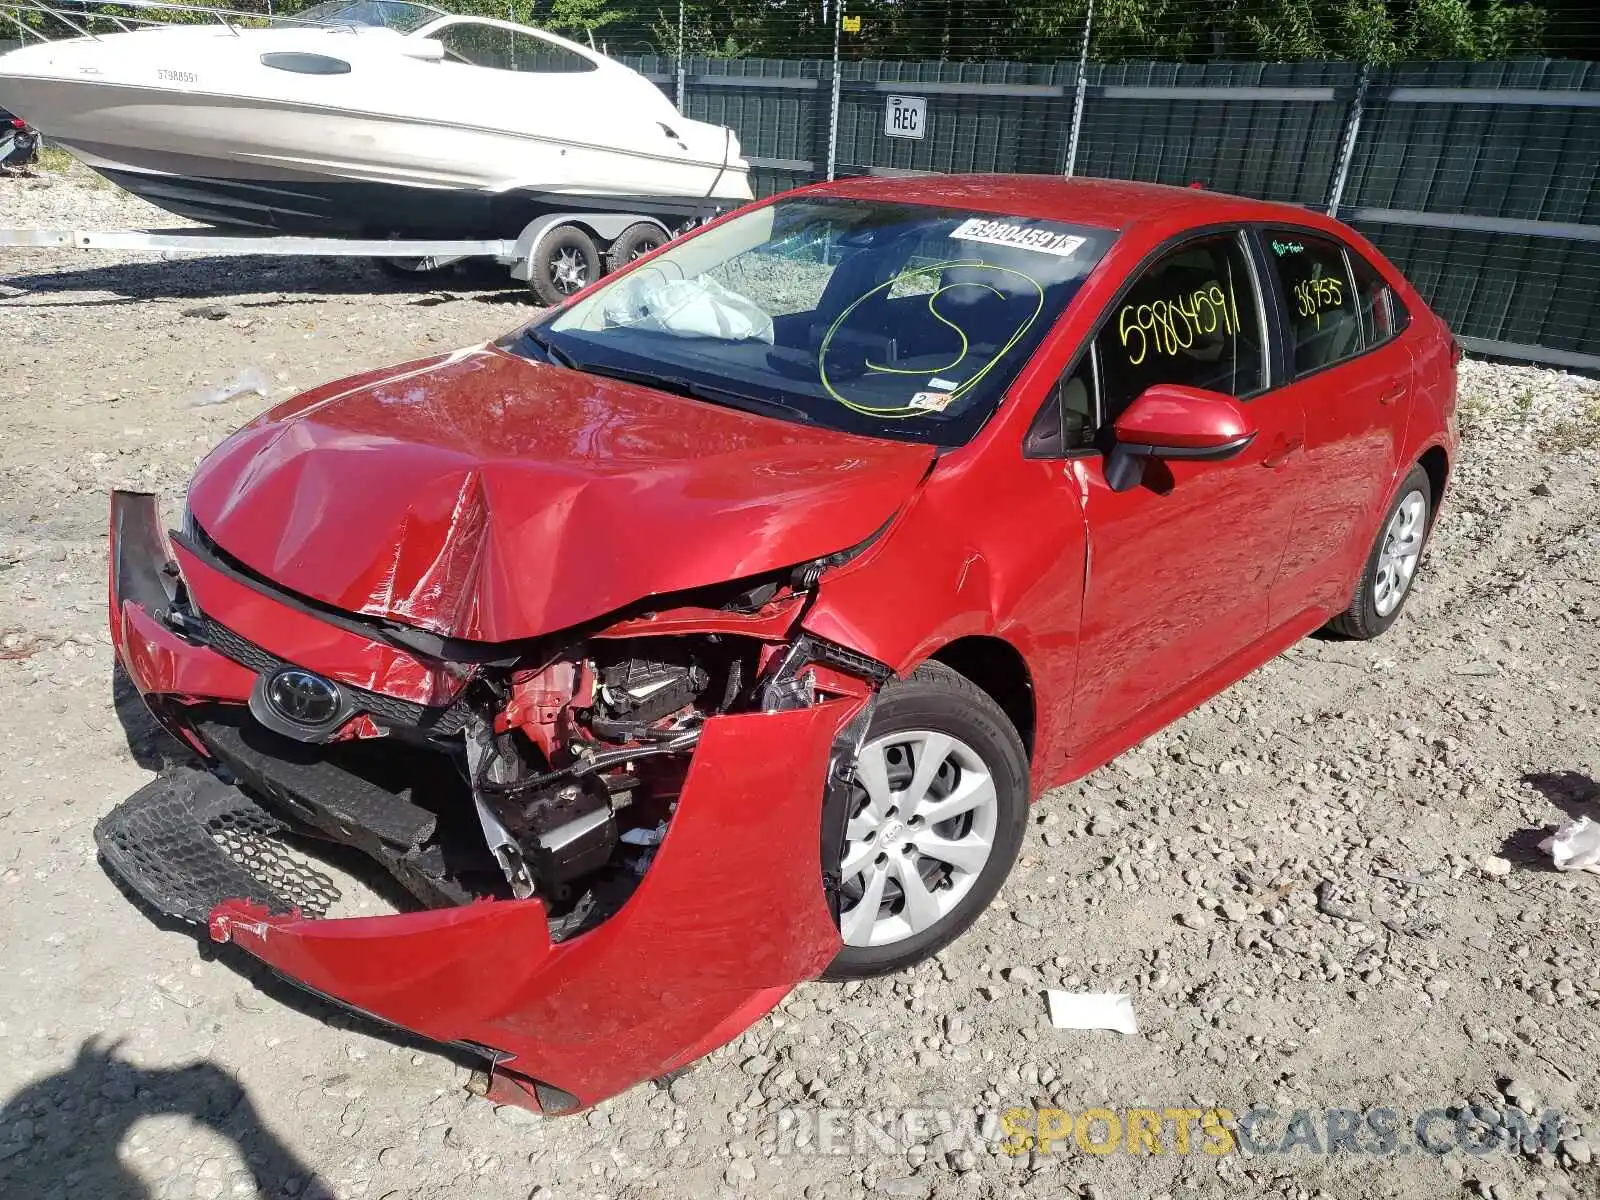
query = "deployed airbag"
xmin=601 ymin=273 xmax=775 ymax=343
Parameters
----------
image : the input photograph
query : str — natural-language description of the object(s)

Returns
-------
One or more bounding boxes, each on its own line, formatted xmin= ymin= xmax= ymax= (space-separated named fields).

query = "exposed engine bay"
xmin=460 ymin=633 xmax=768 ymax=933
xmin=135 ymin=512 xmax=889 ymax=945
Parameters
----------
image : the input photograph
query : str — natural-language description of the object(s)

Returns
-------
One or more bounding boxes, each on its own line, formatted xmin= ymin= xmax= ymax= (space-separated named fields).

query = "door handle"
xmin=1262 ymin=436 xmax=1303 ymax=469
xmin=1378 ymin=386 xmax=1406 ymax=406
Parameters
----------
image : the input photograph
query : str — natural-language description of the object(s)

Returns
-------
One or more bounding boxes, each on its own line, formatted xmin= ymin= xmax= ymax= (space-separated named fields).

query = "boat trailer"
xmin=0 ymin=203 xmax=726 ymax=304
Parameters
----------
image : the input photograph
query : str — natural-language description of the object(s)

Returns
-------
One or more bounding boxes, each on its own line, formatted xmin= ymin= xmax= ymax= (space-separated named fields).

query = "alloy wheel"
xmin=837 ymin=730 xmax=999 ymax=948
xmin=551 ymin=247 xmax=589 ymax=294
xmin=1374 ymin=489 xmax=1427 ymax=617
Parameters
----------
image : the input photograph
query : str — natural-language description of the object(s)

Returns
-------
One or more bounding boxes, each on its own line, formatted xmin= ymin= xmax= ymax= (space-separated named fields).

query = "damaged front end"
xmin=100 ymin=490 xmax=887 ymax=1111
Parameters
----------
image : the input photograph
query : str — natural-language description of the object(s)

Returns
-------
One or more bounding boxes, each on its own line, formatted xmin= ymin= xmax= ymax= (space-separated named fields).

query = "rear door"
xmin=1256 ymin=229 xmax=1417 ymax=620
xmin=1062 ymin=229 xmax=1308 ymax=759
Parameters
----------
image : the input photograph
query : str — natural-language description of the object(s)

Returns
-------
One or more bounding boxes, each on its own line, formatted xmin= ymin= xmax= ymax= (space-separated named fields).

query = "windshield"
xmin=286 ymin=1 xmax=445 ymax=31
xmin=522 ymin=199 xmax=1114 ymax=446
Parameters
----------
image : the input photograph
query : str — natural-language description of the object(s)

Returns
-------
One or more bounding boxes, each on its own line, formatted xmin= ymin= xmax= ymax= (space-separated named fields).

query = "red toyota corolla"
xmin=101 ymin=175 xmax=1458 ymax=1113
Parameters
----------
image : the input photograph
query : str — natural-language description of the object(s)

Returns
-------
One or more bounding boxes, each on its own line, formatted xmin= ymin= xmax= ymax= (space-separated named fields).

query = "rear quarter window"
xmin=1348 ymin=249 xmax=1409 ymax=347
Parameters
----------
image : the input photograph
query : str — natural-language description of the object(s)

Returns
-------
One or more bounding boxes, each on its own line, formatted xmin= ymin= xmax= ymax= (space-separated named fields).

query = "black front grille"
xmin=201 ymin=617 xmax=472 ymax=737
xmin=193 ymin=711 xmax=478 ymax=910
xmin=202 ymin=618 xmax=280 ymax=674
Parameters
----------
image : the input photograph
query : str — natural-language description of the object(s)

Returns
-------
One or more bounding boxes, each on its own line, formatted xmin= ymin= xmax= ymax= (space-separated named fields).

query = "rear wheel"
xmin=1328 ymin=464 xmax=1432 ymax=639
xmin=824 ymin=662 xmax=1028 ymax=980
xmin=606 ymin=222 xmax=669 ymax=273
xmin=528 ymin=225 xmax=600 ymax=307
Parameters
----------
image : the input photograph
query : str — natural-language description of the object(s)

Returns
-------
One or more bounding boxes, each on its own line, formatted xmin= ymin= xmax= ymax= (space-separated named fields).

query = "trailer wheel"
xmin=529 ymin=225 xmax=600 ymax=306
xmin=607 ymin=222 xmax=668 ymax=273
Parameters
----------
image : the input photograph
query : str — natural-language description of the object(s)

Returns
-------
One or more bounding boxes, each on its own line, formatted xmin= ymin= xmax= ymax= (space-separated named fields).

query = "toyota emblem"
xmin=264 ymin=668 xmax=342 ymax=728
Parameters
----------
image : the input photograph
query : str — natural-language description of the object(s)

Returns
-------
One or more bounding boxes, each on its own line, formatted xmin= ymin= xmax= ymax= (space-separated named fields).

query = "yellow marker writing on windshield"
xmin=818 ymin=260 xmax=1044 ymax=418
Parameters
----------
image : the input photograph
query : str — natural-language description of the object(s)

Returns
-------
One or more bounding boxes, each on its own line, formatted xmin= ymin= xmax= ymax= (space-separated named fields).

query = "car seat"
xmin=1295 ymin=302 xmax=1362 ymax=372
xmin=1059 ymin=374 xmax=1095 ymax=448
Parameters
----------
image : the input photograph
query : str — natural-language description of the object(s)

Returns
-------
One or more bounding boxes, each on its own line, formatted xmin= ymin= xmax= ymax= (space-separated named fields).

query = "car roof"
xmin=809 ymin=173 xmax=1326 ymax=236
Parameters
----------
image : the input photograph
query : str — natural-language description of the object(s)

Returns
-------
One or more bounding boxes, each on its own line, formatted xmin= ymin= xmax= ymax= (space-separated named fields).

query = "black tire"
xmin=606 ymin=222 xmax=668 ymax=273
xmin=824 ymin=661 xmax=1029 ymax=980
xmin=528 ymin=225 xmax=600 ymax=307
xmin=1328 ymin=464 xmax=1432 ymax=640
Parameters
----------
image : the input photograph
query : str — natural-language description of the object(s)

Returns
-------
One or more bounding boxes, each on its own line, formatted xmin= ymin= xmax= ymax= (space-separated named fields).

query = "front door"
xmin=1063 ymin=230 xmax=1308 ymax=761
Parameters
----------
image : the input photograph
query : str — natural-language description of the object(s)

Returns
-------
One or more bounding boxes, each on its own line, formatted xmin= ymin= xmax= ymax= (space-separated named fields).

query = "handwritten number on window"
xmin=1291 ymin=273 xmax=1344 ymax=330
xmin=1118 ymin=285 xmax=1234 ymax=366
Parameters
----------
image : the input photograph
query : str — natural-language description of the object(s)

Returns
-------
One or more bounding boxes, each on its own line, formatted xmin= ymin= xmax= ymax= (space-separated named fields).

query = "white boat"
xmin=0 ymin=0 xmax=752 ymax=236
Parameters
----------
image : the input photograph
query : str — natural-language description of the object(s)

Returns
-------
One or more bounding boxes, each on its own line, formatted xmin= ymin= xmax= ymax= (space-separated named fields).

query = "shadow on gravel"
xmin=1498 ymin=771 xmax=1599 ymax=870
xmin=1523 ymin=770 xmax=1600 ymax=819
xmin=112 ymin=662 xmax=194 ymax=774
xmin=110 ymin=863 xmax=485 ymax=1071
xmin=0 ymin=254 xmax=523 ymax=305
xmin=0 ymin=1038 xmax=326 ymax=1199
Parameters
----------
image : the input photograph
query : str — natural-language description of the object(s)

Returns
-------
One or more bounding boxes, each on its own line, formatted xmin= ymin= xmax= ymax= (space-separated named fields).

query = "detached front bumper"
xmin=102 ymin=492 xmax=854 ymax=1111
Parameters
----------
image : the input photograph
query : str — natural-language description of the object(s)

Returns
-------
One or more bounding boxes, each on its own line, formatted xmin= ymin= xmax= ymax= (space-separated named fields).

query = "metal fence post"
xmin=824 ymin=3 xmax=843 ymax=181
xmin=1326 ymin=63 xmax=1369 ymax=215
xmin=1063 ymin=0 xmax=1095 ymax=177
xmin=675 ymin=0 xmax=687 ymax=110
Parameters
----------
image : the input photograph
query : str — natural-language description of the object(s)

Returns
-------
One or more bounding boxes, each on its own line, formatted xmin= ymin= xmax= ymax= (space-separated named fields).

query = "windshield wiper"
xmin=519 ymin=326 xmax=577 ymax=370
xmin=572 ymin=362 xmax=817 ymax=426
xmin=517 ymin=332 xmax=817 ymax=425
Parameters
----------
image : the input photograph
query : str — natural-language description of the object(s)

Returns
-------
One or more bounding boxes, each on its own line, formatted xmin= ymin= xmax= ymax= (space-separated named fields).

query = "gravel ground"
xmin=1 ymin=163 xmax=1599 ymax=1200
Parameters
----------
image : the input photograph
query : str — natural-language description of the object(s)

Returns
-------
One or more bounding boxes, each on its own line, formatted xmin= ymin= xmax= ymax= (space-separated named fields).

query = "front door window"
xmin=1094 ymin=233 xmax=1267 ymax=420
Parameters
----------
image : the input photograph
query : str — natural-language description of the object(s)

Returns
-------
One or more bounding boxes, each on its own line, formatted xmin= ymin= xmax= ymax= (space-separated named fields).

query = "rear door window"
xmin=1264 ymin=232 xmax=1362 ymax=377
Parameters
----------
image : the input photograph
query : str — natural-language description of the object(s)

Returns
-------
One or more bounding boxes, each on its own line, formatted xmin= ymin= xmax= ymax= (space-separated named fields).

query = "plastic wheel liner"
xmin=106 ymin=490 xmax=862 ymax=1112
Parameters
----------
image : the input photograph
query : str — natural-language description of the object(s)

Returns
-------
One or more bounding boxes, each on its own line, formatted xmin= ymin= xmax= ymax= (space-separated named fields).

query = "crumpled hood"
xmin=186 ymin=345 xmax=932 ymax=643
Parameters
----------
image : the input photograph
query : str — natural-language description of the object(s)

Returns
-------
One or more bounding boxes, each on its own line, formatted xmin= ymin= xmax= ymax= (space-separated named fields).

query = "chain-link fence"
xmin=610 ymin=1 xmax=1600 ymax=371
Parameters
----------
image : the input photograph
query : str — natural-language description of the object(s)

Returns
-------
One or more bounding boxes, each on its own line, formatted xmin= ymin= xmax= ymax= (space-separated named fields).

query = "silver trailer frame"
xmin=0 ymin=208 xmax=702 ymax=296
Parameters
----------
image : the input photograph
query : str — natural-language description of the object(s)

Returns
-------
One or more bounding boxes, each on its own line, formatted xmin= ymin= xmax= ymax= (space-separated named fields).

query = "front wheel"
xmin=824 ymin=662 xmax=1028 ymax=980
xmin=1328 ymin=464 xmax=1432 ymax=639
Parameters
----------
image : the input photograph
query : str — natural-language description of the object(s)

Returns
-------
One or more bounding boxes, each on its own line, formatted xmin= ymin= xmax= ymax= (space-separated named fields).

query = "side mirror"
xmin=1105 ymin=384 xmax=1257 ymax=492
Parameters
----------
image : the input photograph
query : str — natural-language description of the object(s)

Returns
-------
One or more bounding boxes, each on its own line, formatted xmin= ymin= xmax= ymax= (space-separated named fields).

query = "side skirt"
xmin=1051 ymin=605 xmax=1333 ymax=788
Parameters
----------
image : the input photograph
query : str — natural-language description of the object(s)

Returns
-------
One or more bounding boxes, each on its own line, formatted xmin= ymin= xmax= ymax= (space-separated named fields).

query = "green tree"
xmin=7 ymin=0 xmax=1566 ymax=62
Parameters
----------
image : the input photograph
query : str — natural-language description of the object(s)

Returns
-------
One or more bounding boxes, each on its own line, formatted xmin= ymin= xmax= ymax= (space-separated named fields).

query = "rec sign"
xmin=885 ymin=94 xmax=927 ymax=140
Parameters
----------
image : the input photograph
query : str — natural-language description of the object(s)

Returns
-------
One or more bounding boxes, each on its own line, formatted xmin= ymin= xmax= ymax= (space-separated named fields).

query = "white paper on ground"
xmin=1539 ymin=815 xmax=1600 ymax=874
xmin=189 ymin=367 xmax=267 ymax=408
xmin=1046 ymin=990 xmax=1139 ymax=1035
